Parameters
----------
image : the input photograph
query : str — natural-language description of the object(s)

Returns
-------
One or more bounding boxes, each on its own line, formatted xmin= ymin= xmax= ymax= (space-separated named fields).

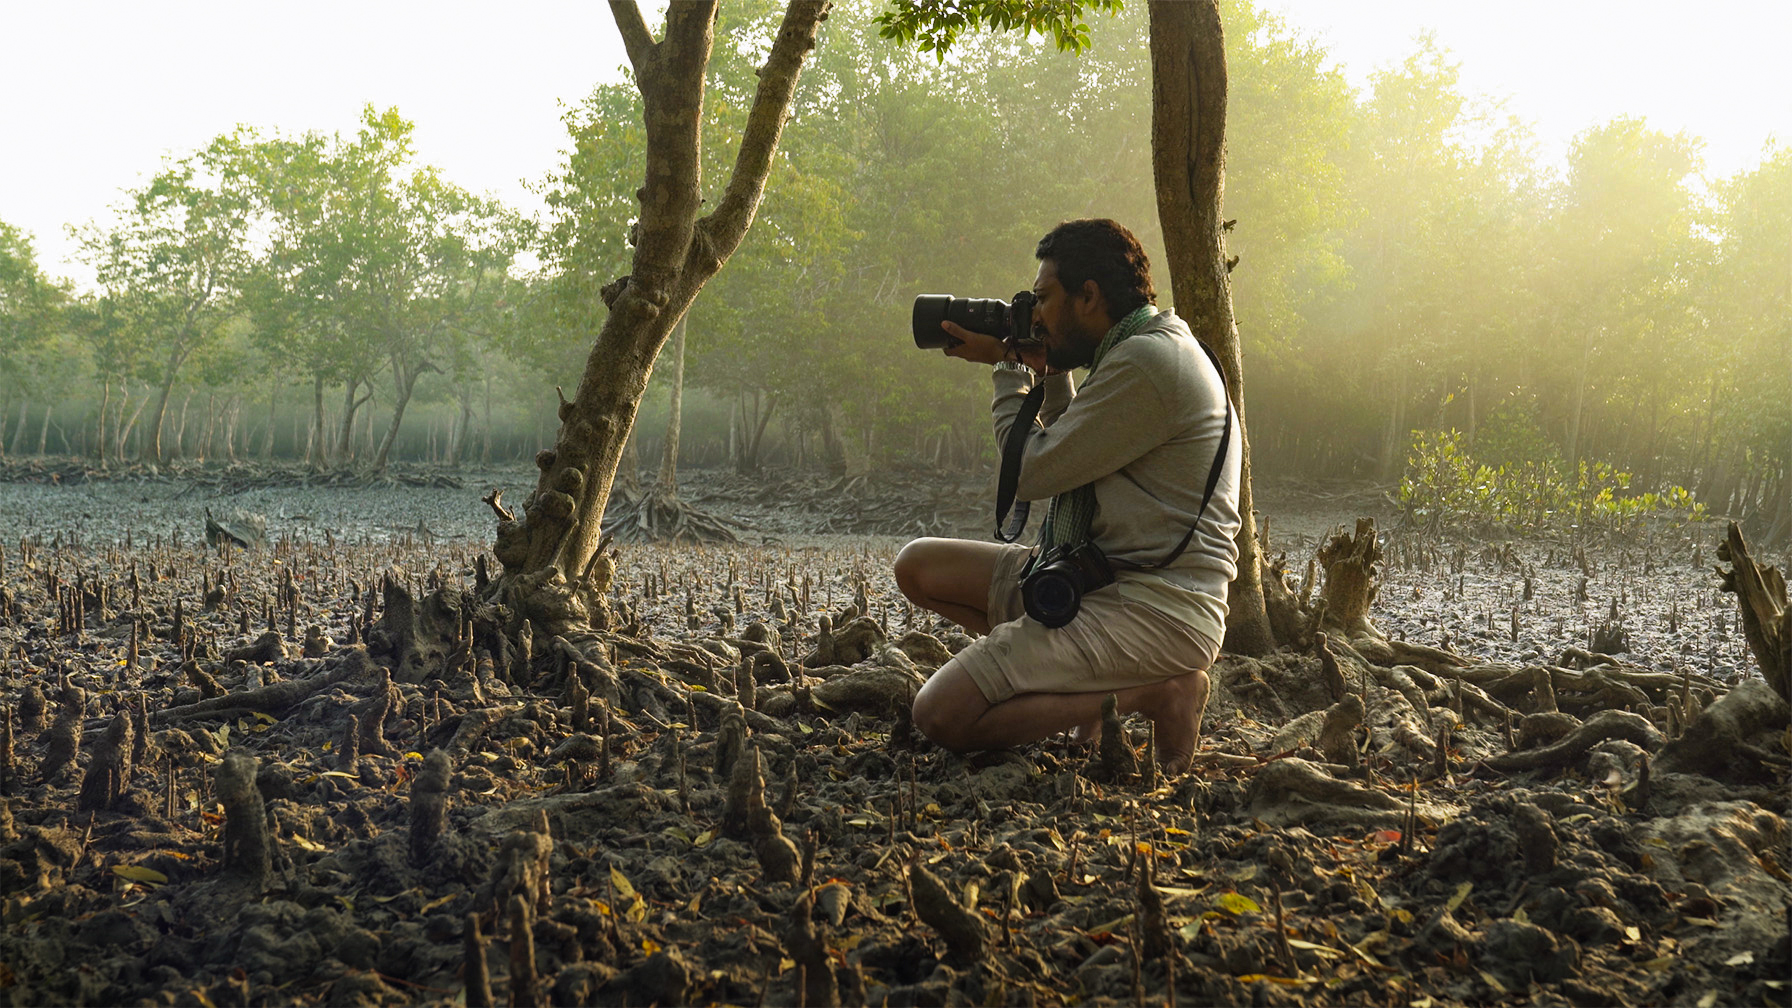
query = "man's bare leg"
xmin=893 ymin=538 xmax=1011 ymax=635
xmin=912 ymin=662 xmax=1212 ymax=774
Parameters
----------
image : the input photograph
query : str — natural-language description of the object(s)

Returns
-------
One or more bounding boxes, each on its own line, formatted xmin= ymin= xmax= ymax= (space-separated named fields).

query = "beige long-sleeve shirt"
xmin=991 ymin=309 xmax=1241 ymax=645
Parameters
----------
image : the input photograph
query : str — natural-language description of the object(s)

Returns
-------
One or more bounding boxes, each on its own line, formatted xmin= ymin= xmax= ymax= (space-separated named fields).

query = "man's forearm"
xmin=991 ymin=366 xmax=1077 ymax=448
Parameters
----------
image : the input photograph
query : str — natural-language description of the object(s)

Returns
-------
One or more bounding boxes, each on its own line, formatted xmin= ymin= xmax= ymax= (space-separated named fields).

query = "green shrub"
xmin=1397 ymin=428 xmax=1706 ymax=536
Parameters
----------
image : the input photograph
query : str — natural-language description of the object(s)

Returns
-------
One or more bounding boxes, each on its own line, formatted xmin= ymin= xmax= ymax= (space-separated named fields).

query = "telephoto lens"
xmin=912 ymin=295 xmax=1014 ymax=349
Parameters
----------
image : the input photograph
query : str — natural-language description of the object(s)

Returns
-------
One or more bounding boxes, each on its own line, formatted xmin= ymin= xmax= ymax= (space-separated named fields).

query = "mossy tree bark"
xmin=488 ymin=0 xmax=829 ymax=632
xmin=1147 ymin=0 xmax=1275 ymax=656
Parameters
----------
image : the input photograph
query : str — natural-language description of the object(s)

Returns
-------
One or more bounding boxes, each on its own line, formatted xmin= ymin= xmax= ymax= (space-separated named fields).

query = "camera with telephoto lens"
xmin=912 ymin=291 xmax=1039 ymax=350
xmin=1021 ymin=541 xmax=1115 ymax=628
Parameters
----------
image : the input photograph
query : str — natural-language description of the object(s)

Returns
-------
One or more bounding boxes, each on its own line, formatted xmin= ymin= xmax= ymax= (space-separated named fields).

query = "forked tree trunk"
xmin=10 ymin=399 xmax=27 ymax=455
xmin=482 ymin=377 xmax=494 ymax=464
xmin=737 ymin=389 xmax=777 ymax=473
xmin=448 ymin=387 xmax=474 ymax=467
xmin=310 ymin=373 xmax=328 ymax=468
xmin=372 ymin=358 xmax=438 ymax=475
xmin=141 ymin=372 xmax=176 ymax=464
xmin=655 ymin=315 xmax=688 ymax=497
xmin=336 ymin=378 xmax=365 ymax=466
xmin=262 ymin=388 xmax=278 ymax=460
xmin=488 ymin=0 xmax=828 ymax=632
xmin=95 ymin=383 xmax=110 ymax=466
xmin=116 ymin=390 xmax=146 ymax=460
xmin=1148 ymin=0 xmax=1275 ymax=656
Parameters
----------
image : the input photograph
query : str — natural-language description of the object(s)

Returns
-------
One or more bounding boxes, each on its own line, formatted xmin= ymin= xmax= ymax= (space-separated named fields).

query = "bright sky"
xmin=5 ymin=0 xmax=1788 ymax=291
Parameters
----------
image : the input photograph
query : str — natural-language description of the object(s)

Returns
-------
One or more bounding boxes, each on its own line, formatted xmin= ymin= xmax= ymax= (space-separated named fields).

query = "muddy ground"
xmin=1 ymin=461 xmax=1787 ymax=1007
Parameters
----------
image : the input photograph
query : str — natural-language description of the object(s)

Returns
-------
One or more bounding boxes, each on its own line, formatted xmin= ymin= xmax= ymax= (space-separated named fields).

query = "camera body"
xmin=913 ymin=291 xmax=1039 ymax=350
xmin=1021 ymin=541 xmax=1115 ymax=628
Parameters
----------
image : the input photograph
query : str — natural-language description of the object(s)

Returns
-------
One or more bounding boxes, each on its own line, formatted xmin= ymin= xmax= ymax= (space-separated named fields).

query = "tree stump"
xmin=1316 ymin=517 xmax=1383 ymax=641
xmin=1716 ymin=521 xmax=1790 ymax=703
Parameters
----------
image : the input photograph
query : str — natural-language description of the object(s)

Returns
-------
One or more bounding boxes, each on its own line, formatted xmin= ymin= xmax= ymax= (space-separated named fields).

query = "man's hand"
xmin=940 ymin=321 xmax=1057 ymax=374
xmin=939 ymin=321 xmax=1006 ymax=365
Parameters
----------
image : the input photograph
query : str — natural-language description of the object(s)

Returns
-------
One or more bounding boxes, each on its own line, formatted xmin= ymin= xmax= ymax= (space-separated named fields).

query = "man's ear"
xmin=1078 ymin=279 xmax=1103 ymax=312
xmin=1077 ymin=279 xmax=1113 ymax=326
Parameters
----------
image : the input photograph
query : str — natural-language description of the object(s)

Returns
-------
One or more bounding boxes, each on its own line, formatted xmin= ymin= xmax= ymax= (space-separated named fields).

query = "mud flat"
xmin=1 ymin=469 xmax=1786 ymax=1007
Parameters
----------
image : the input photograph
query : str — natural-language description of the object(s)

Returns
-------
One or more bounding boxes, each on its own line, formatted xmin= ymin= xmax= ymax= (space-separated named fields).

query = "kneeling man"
xmin=894 ymin=218 xmax=1240 ymax=774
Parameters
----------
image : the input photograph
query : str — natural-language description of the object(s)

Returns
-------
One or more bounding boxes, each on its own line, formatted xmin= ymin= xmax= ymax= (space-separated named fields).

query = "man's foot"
xmin=1135 ymin=669 xmax=1210 ymax=775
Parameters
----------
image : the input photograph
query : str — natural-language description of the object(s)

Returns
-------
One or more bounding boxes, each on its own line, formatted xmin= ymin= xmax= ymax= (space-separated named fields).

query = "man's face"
xmin=1031 ymin=259 xmax=1102 ymax=371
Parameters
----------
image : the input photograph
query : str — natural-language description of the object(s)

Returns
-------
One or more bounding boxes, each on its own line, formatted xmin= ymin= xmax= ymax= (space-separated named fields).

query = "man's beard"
xmin=1045 ymin=321 xmax=1102 ymax=371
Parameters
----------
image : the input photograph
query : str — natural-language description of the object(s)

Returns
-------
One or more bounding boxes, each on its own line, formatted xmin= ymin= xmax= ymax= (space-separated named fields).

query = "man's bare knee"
xmin=911 ymin=697 xmax=975 ymax=753
xmin=911 ymin=671 xmax=986 ymax=753
xmin=893 ymin=537 xmax=939 ymax=604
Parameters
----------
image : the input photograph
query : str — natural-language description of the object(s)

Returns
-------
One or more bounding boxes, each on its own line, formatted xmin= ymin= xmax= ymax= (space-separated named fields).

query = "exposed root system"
xmin=0 ymin=475 xmax=1787 ymax=1007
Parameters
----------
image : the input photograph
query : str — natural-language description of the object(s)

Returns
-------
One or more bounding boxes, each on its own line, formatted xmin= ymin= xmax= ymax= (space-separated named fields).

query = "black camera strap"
xmin=991 ymin=340 xmax=1233 ymax=564
xmin=993 ymin=382 xmax=1047 ymax=542
xmin=1131 ymin=339 xmax=1233 ymax=571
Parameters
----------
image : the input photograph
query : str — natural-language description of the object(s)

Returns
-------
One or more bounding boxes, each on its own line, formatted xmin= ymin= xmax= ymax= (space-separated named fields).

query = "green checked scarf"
xmin=1037 ymin=303 xmax=1159 ymax=550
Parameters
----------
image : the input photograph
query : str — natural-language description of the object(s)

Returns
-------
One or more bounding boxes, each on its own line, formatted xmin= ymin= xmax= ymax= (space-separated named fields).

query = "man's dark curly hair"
xmin=1035 ymin=218 xmax=1156 ymax=323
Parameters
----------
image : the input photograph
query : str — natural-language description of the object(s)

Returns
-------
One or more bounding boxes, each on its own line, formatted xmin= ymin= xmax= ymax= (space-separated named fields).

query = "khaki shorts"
xmin=955 ymin=544 xmax=1223 ymax=704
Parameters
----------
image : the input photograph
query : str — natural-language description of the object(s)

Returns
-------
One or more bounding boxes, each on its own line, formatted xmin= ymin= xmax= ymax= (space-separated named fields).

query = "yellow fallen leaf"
xmin=113 ymin=865 xmax=168 ymax=885
xmin=609 ymin=865 xmax=637 ymax=901
xmin=288 ymin=835 xmax=326 ymax=852
xmin=1285 ymin=939 xmax=1344 ymax=958
xmin=1213 ymin=892 xmax=1261 ymax=916
xmin=1444 ymin=881 xmax=1472 ymax=913
xmin=320 ymin=771 xmax=358 ymax=780
xmin=421 ymin=893 xmax=457 ymax=914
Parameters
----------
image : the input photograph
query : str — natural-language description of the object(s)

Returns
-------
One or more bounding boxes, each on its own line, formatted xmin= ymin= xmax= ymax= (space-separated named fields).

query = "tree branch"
xmin=622 ymin=0 xmax=717 ymax=302
xmin=692 ymin=1 xmax=831 ymax=277
xmin=608 ymin=1 xmax=656 ymax=73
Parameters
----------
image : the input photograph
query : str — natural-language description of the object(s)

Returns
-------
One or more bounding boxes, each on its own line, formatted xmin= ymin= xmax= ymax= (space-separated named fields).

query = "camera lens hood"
xmin=1021 ymin=566 xmax=1083 ymax=628
xmin=912 ymin=294 xmax=957 ymax=349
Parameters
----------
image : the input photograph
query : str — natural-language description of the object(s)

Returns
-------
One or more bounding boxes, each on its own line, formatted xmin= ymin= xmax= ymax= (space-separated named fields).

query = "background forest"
xmin=1 ymin=0 xmax=1786 ymax=541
